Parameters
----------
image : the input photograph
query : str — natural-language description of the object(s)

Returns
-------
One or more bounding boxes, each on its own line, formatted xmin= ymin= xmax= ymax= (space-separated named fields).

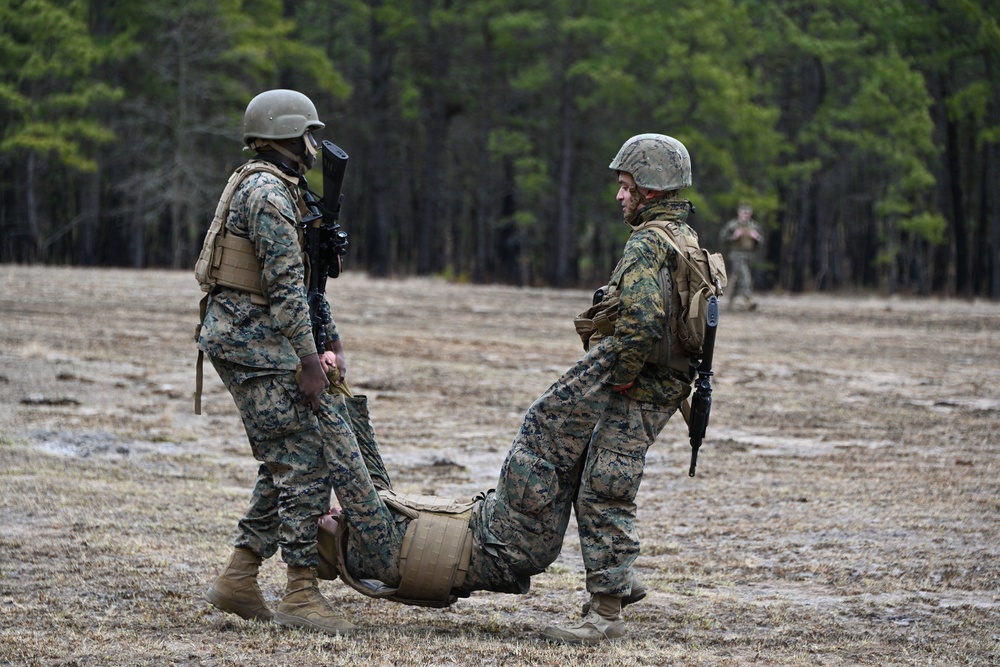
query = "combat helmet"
xmin=243 ymin=89 xmax=325 ymax=145
xmin=609 ymin=134 xmax=691 ymax=191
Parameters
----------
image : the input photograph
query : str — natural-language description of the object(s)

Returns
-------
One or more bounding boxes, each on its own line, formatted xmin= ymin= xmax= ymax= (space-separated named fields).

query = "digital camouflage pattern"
xmin=325 ymin=335 xmax=686 ymax=599
xmin=324 ymin=196 xmax=692 ymax=597
xmin=197 ymin=165 xmax=339 ymax=370
xmin=608 ymin=134 xmax=692 ymax=191
xmin=720 ymin=214 xmax=762 ymax=303
xmin=607 ymin=198 xmax=698 ymax=402
xmin=210 ymin=357 xmax=332 ymax=567
xmin=482 ymin=336 xmax=685 ymax=596
xmin=319 ymin=394 xmax=409 ymax=583
xmin=198 ymin=161 xmax=342 ymax=568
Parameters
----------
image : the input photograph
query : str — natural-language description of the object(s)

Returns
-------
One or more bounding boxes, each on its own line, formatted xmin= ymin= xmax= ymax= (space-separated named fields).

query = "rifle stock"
xmin=687 ymin=295 xmax=719 ymax=477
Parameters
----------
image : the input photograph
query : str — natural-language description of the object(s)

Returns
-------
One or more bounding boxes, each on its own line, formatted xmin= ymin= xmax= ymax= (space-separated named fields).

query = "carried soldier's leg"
xmin=317 ymin=393 xmax=406 ymax=585
xmin=487 ymin=343 xmax=616 ymax=577
xmin=344 ymin=394 xmax=393 ymax=491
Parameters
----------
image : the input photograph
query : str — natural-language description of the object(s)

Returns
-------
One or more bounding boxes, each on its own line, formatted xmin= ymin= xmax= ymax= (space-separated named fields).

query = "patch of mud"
xmin=27 ymin=428 xmax=180 ymax=459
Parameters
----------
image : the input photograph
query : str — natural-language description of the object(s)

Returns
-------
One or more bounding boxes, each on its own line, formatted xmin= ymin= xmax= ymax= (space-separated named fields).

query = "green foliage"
xmin=1 ymin=0 xmax=996 ymax=296
xmin=900 ymin=212 xmax=947 ymax=245
xmin=0 ymin=0 xmax=123 ymax=171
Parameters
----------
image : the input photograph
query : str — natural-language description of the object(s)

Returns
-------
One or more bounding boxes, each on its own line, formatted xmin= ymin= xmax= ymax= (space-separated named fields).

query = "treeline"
xmin=2 ymin=0 xmax=998 ymax=296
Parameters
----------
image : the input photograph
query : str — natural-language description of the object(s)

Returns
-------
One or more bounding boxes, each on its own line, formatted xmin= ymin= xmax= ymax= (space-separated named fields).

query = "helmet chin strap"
xmin=248 ymin=138 xmax=312 ymax=175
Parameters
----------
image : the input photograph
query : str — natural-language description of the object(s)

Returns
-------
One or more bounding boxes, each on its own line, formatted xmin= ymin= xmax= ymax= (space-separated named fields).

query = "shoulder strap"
xmin=632 ymin=221 xmax=712 ymax=292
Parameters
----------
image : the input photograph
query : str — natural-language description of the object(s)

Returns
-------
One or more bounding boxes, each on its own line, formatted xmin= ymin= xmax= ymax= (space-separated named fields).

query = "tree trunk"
xmin=473 ymin=22 xmax=495 ymax=284
xmin=415 ymin=2 xmax=452 ymax=276
xmin=944 ymin=68 xmax=968 ymax=295
xmin=26 ymin=152 xmax=43 ymax=262
xmin=77 ymin=171 xmax=100 ymax=265
xmin=367 ymin=1 xmax=393 ymax=277
xmin=550 ymin=75 xmax=575 ymax=287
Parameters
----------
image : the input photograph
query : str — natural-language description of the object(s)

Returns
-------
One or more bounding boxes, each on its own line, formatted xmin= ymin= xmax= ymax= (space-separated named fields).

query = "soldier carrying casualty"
xmin=314 ymin=133 xmax=725 ymax=646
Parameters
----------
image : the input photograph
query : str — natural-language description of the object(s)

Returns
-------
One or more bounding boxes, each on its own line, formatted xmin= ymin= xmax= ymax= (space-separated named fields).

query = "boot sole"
xmin=273 ymin=611 xmax=356 ymax=636
xmin=204 ymin=587 xmax=273 ymax=622
xmin=542 ymin=627 xmax=627 ymax=645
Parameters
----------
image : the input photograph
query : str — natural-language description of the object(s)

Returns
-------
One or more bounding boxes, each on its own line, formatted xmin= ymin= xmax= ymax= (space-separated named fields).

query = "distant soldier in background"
xmin=720 ymin=203 xmax=762 ymax=310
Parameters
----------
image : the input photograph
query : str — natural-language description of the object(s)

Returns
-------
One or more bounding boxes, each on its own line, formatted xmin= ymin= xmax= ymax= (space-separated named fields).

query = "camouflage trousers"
xmin=324 ymin=394 xmax=408 ymax=585
xmin=727 ymin=250 xmax=754 ymax=301
xmin=318 ymin=339 xmax=684 ymax=598
xmin=210 ymin=357 xmax=358 ymax=568
xmin=485 ymin=337 xmax=683 ymax=596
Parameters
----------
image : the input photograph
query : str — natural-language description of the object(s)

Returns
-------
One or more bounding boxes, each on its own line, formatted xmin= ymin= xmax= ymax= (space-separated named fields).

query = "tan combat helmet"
xmin=243 ymin=89 xmax=325 ymax=144
xmin=609 ymin=133 xmax=692 ymax=191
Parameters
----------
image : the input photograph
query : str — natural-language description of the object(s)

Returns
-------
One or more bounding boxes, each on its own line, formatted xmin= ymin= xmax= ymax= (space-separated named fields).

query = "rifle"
xmin=301 ymin=140 xmax=350 ymax=354
xmin=687 ymin=294 xmax=719 ymax=477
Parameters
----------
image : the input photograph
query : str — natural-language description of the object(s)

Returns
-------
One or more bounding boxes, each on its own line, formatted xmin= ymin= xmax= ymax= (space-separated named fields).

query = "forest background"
xmin=1 ymin=0 xmax=998 ymax=296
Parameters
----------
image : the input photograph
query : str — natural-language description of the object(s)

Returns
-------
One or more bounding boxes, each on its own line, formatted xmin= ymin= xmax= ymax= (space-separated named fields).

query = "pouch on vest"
xmin=574 ymin=284 xmax=620 ymax=351
xmin=194 ymin=162 xmax=287 ymax=303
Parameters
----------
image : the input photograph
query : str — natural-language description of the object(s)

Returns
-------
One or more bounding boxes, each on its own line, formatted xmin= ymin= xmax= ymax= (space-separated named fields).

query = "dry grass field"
xmin=1 ymin=265 xmax=998 ymax=666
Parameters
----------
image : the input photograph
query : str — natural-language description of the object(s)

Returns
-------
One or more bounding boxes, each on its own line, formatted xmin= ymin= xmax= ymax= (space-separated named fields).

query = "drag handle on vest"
xmin=688 ymin=295 xmax=719 ymax=477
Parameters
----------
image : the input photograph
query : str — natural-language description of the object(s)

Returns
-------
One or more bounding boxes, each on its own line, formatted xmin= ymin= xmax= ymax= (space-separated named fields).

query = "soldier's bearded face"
xmin=616 ymin=172 xmax=640 ymax=219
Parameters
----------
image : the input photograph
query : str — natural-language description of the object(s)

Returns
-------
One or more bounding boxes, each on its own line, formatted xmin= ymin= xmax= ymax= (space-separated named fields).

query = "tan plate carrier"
xmin=318 ymin=490 xmax=476 ymax=608
xmin=193 ymin=161 xmax=297 ymax=414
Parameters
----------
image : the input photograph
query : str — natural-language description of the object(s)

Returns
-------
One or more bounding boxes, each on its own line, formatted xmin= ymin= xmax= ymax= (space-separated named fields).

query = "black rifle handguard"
xmin=302 ymin=142 xmax=350 ymax=354
xmin=688 ymin=295 xmax=719 ymax=477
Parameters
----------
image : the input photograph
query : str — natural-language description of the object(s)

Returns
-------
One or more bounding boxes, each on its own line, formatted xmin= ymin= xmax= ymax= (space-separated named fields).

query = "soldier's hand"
xmin=327 ymin=338 xmax=348 ymax=385
xmin=298 ymin=353 xmax=330 ymax=414
xmin=319 ymin=351 xmax=338 ymax=373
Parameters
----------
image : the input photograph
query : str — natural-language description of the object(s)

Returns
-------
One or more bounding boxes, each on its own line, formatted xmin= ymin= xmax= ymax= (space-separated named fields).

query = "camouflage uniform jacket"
xmin=197 ymin=161 xmax=339 ymax=371
xmin=608 ymin=198 xmax=696 ymax=404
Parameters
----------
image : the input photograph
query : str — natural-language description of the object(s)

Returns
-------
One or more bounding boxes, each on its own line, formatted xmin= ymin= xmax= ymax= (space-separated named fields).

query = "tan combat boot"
xmin=542 ymin=593 xmax=626 ymax=644
xmin=273 ymin=566 xmax=356 ymax=636
xmin=204 ymin=547 xmax=273 ymax=621
xmin=581 ymin=573 xmax=647 ymax=616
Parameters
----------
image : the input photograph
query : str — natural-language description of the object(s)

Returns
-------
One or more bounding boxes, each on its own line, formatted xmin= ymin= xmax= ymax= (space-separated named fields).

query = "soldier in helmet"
xmin=195 ymin=89 xmax=357 ymax=636
xmin=310 ymin=133 xmax=700 ymax=645
xmin=538 ymin=133 xmax=698 ymax=642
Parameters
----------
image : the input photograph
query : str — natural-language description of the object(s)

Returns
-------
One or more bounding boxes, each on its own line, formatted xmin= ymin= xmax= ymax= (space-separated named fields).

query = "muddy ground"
xmin=0 ymin=265 xmax=997 ymax=666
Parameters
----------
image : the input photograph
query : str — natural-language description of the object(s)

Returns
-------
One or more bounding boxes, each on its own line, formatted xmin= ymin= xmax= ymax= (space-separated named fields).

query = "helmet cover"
xmin=609 ymin=133 xmax=692 ymax=191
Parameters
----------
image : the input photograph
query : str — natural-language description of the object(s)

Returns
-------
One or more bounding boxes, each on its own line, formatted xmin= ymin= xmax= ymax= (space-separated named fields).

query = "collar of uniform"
xmin=626 ymin=198 xmax=691 ymax=229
